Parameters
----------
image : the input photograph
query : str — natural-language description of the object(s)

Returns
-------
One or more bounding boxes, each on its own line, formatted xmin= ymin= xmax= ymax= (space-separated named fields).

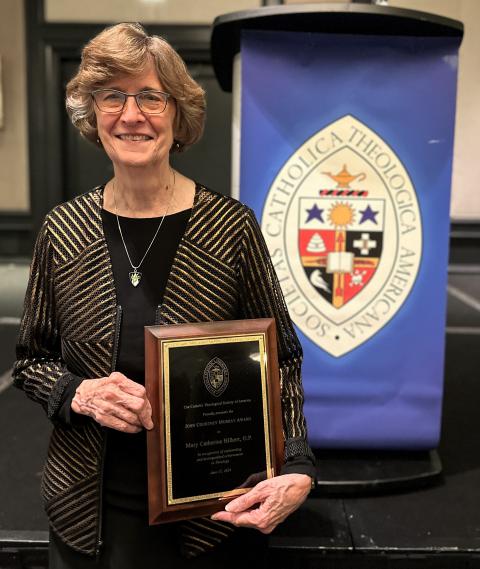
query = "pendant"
xmin=129 ymin=269 xmax=142 ymax=287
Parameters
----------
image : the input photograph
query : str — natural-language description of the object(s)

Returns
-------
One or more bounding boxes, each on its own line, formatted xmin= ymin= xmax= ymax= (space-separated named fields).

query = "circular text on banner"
xmin=261 ymin=114 xmax=423 ymax=357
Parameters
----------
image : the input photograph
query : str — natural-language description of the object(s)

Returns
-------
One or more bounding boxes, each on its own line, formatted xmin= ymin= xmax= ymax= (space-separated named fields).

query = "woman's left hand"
xmin=211 ymin=473 xmax=312 ymax=534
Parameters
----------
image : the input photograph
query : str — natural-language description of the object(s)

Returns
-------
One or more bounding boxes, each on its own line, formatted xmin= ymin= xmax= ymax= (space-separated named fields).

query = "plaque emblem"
xmin=203 ymin=357 xmax=229 ymax=397
xmin=261 ymin=115 xmax=422 ymax=357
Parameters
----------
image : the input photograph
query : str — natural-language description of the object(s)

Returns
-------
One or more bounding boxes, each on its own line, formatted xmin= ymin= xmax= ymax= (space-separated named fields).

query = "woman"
xmin=14 ymin=22 xmax=315 ymax=568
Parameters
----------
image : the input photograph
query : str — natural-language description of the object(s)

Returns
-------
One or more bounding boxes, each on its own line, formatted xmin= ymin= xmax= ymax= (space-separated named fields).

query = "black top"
xmin=101 ymin=207 xmax=191 ymax=513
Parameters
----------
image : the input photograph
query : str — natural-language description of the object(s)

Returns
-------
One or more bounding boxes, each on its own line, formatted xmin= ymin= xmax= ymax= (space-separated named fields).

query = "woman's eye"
xmin=141 ymin=93 xmax=163 ymax=102
xmin=104 ymin=92 xmax=123 ymax=101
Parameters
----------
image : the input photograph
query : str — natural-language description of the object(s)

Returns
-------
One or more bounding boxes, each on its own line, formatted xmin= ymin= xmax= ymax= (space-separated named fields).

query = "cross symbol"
xmin=353 ymin=233 xmax=377 ymax=255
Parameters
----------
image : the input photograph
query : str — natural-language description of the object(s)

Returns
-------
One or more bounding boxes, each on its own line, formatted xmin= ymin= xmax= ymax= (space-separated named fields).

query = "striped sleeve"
xmin=13 ymin=216 xmax=82 ymax=421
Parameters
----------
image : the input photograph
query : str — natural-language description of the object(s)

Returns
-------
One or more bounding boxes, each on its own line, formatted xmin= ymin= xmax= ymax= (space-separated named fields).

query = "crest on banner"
xmin=261 ymin=115 xmax=422 ymax=357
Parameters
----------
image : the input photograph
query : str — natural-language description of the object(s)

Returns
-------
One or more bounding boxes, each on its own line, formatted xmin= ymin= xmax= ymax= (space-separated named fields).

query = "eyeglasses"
xmin=91 ymin=88 xmax=171 ymax=114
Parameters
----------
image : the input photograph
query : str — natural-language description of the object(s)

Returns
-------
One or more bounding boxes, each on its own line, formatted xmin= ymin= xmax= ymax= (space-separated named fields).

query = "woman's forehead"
xmin=102 ymin=61 xmax=163 ymax=91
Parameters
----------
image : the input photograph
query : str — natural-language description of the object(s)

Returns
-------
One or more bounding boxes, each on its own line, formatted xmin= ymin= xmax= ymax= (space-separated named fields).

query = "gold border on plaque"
xmin=160 ymin=333 xmax=271 ymax=506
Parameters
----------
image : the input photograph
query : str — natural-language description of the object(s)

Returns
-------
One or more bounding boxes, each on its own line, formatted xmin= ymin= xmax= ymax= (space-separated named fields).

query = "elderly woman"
xmin=14 ymin=22 xmax=315 ymax=568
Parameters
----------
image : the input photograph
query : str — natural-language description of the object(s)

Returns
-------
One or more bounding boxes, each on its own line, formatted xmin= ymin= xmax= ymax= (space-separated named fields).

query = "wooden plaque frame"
xmin=145 ymin=318 xmax=283 ymax=524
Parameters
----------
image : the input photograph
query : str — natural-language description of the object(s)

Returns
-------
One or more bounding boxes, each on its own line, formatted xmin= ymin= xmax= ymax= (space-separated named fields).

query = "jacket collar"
xmin=88 ymin=183 xmax=205 ymax=323
xmin=91 ymin=182 xmax=203 ymax=241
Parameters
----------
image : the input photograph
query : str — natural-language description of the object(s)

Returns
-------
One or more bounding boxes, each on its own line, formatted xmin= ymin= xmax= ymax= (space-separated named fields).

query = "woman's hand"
xmin=211 ymin=473 xmax=312 ymax=534
xmin=71 ymin=371 xmax=154 ymax=433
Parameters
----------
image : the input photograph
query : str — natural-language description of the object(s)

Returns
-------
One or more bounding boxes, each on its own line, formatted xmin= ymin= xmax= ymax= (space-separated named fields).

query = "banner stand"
xmin=211 ymin=4 xmax=462 ymax=493
xmin=311 ymin=449 xmax=442 ymax=495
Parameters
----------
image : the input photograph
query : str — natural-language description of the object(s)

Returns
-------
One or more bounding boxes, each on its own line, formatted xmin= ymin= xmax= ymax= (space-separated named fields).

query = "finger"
xmin=211 ymin=511 xmax=238 ymax=524
xmin=108 ymin=392 xmax=147 ymax=417
xmin=104 ymin=401 xmax=143 ymax=428
xmin=225 ymin=485 xmax=267 ymax=513
xmin=112 ymin=374 xmax=146 ymax=395
xmin=104 ymin=391 xmax=152 ymax=430
xmin=108 ymin=371 xmax=129 ymax=383
xmin=211 ymin=511 xmax=256 ymax=526
xmin=108 ymin=373 xmax=146 ymax=397
xmin=95 ymin=412 xmax=142 ymax=433
xmin=138 ymin=397 xmax=154 ymax=430
xmin=257 ymin=524 xmax=276 ymax=535
xmin=71 ymin=398 xmax=82 ymax=415
xmin=211 ymin=509 xmax=265 ymax=530
xmin=80 ymin=397 xmax=143 ymax=428
xmin=119 ymin=381 xmax=147 ymax=398
xmin=233 ymin=510 xmax=276 ymax=534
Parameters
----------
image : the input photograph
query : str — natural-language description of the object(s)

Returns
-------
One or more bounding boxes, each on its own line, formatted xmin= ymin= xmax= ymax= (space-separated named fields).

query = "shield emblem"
xmin=299 ymin=194 xmax=385 ymax=308
xmin=203 ymin=357 xmax=229 ymax=397
xmin=211 ymin=367 xmax=223 ymax=388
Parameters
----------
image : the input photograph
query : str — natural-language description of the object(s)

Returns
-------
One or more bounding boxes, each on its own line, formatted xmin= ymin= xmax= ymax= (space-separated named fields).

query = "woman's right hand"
xmin=71 ymin=372 xmax=154 ymax=433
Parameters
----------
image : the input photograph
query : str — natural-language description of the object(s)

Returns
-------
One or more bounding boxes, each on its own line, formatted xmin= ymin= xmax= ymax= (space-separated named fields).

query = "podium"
xmin=211 ymin=4 xmax=463 ymax=491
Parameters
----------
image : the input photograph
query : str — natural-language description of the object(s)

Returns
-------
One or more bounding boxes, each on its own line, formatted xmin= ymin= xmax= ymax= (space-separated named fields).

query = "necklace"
xmin=112 ymin=170 xmax=176 ymax=287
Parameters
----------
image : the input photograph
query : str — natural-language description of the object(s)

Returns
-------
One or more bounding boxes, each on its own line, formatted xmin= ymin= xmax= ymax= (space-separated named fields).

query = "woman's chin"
xmin=108 ymin=146 xmax=170 ymax=171
xmin=114 ymin=155 xmax=158 ymax=170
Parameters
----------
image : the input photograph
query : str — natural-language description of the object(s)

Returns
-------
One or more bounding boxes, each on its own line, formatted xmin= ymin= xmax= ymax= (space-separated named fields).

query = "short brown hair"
xmin=66 ymin=22 xmax=206 ymax=152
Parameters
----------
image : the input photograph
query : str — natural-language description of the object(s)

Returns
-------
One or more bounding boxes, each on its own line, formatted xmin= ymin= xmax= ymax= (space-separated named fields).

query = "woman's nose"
xmin=121 ymin=96 xmax=144 ymax=122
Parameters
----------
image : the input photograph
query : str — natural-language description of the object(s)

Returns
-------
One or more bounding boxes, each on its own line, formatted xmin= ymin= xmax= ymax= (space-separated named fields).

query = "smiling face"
xmin=94 ymin=60 xmax=176 ymax=171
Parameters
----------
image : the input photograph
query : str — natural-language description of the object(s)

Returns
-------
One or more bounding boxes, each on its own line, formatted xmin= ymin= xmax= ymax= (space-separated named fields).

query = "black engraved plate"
xmin=165 ymin=336 xmax=270 ymax=503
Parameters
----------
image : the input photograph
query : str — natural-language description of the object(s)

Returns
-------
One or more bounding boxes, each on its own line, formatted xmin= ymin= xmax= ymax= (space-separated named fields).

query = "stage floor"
xmin=1 ymin=265 xmax=480 ymax=567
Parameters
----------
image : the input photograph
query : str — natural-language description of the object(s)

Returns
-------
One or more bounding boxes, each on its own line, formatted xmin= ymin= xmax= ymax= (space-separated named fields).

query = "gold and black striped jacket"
xmin=14 ymin=184 xmax=313 ymax=556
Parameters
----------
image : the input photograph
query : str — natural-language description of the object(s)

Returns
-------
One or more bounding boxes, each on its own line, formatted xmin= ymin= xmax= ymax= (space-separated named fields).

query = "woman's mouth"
xmin=116 ymin=134 xmax=153 ymax=141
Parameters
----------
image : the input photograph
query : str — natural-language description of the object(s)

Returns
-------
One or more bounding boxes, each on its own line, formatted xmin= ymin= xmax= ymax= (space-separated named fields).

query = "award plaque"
xmin=145 ymin=318 xmax=284 ymax=524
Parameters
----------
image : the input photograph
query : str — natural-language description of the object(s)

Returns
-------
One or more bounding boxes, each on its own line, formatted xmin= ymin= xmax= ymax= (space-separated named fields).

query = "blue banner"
xmin=240 ymin=30 xmax=461 ymax=448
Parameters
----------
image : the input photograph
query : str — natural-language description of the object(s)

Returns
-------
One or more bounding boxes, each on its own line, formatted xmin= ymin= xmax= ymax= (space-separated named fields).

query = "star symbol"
xmin=306 ymin=204 xmax=324 ymax=223
xmin=359 ymin=205 xmax=378 ymax=225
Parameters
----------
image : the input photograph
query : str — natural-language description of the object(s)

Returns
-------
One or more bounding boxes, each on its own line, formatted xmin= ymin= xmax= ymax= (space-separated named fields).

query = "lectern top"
xmin=211 ymin=3 xmax=463 ymax=92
